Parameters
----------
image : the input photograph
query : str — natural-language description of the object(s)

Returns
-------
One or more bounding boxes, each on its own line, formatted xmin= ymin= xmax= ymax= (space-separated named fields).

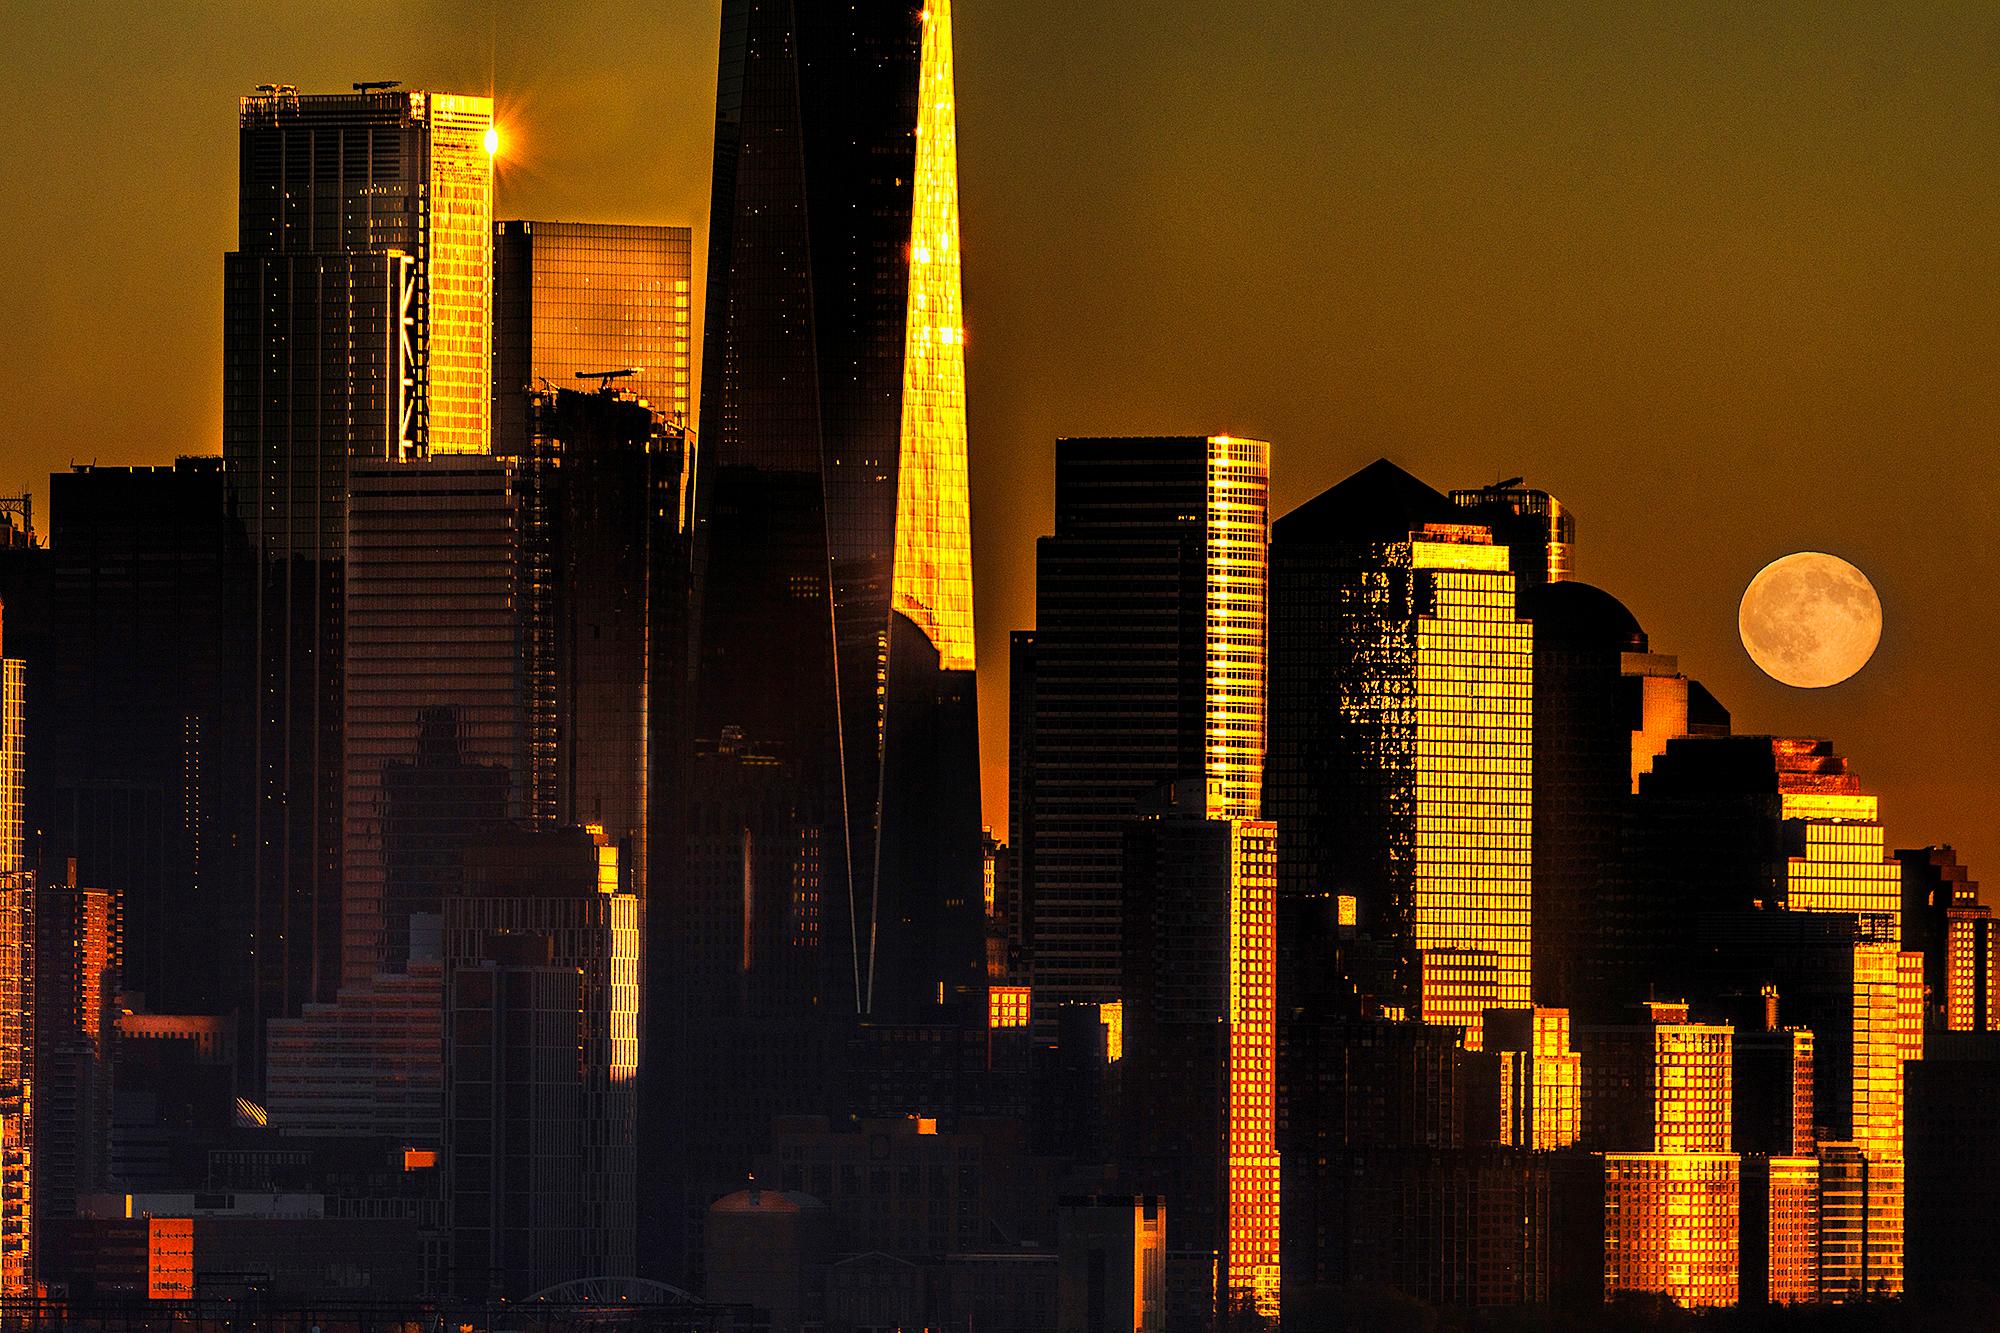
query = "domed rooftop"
xmin=710 ymin=1186 xmax=826 ymax=1216
xmin=1521 ymin=580 xmax=1647 ymax=652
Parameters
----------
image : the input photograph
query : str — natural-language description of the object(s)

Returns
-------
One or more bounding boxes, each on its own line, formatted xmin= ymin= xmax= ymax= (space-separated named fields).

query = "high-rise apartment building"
xmin=223 ymin=85 xmax=495 ymax=1062
xmin=30 ymin=867 xmax=118 ymax=1286
xmin=1899 ymin=846 xmax=1994 ymax=1031
xmin=1014 ymin=435 xmax=1269 ymax=1029
xmin=1581 ymin=1002 xmax=1740 ymax=1308
xmin=0 ymin=610 xmax=28 ymax=1294
xmin=1268 ymin=460 xmax=1530 ymax=1047
xmin=1482 ymin=1008 xmax=1583 ymax=1150
xmin=1118 ymin=783 xmax=1279 ymax=1321
xmin=493 ymin=221 xmax=694 ymax=451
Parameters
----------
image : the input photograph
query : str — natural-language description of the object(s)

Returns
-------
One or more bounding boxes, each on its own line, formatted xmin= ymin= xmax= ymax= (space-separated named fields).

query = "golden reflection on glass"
xmin=1408 ymin=532 xmax=1532 ymax=1046
xmin=1204 ymin=437 xmax=1269 ymax=820
xmin=891 ymin=0 xmax=976 ymax=670
xmin=1227 ymin=822 xmax=1281 ymax=1317
xmin=424 ymin=93 xmax=494 ymax=455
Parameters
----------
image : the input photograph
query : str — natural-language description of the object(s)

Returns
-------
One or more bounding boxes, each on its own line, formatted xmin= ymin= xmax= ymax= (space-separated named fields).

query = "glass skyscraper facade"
xmin=1268 ymin=459 xmax=1531 ymax=1049
xmin=223 ymin=86 xmax=495 ymax=1075
xmin=493 ymin=221 xmax=694 ymax=454
xmin=689 ymin=0 xmax=984 ymax=1023
xmin=651 ymin=0 xmax=986 ymax=1282
xmin=1013 ymin=435 xmax=1270 ymax=1030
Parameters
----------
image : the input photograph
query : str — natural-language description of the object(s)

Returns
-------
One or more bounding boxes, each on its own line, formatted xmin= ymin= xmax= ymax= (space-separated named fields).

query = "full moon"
xmin=1738 ymin=552 xmax=1882 ymax=689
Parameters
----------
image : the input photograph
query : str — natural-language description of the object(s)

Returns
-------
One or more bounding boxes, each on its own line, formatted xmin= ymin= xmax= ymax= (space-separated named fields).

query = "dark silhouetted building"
xmin=660 ymin=0 xmax=987 ymax=1281
xmin=1899 ymin=845 xmax=1994 ymax=1031
xmin=444 ymin=826 xmax=637 ymax=1296
xmin=42 ymin=461 xmax=250 ymax=1023
xmin=343 ymin=457 xmax=523 ymax=985
xmin=1058 ymin=1195 xmax=1165 ymax=1333
xmin=1013 ymin=436 xmax=1268 ymax=1035
xmin=224 ymin=86 xmax=493 ymax=1069
xmin=31 ymin=865 xmax=118 ymax=1285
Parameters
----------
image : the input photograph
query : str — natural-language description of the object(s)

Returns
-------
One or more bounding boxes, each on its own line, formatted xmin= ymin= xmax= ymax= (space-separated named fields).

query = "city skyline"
xmin=2 ymin=4 xmax=1993 ymax=886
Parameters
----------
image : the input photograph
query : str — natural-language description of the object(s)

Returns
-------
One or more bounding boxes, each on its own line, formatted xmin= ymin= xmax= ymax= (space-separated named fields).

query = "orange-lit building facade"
xmin=1484 ymin=1007 xmax=1582 ymax=1150
xmin=1900 ymin=846 xmax=1995 ymax=1032
xmin=1582 ymin=1002 xmax=1739 ymax=1307
xmin=1119 ymin=790 xmax=1278 ymax=1321
xmin=1268 ymin=462 xmax=1531 ymax=1051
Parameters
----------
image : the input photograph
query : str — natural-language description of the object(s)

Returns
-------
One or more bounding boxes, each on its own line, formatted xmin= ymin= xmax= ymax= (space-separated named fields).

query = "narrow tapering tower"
xmin=687 ymin=0 xmax=983 ymax=1023
xmin=650 ymin=0 xmax=986 ymax=1280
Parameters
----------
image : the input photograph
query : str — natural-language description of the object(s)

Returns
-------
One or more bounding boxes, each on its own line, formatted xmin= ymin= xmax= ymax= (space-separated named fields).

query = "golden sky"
xmin=1 ymin=1 xmax=1994 ymax=880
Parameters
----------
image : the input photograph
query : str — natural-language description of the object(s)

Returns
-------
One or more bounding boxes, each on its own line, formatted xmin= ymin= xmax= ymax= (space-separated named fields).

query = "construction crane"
xmin=354 ymin=80 xmax=401 ymax=93
xmin=575 ymin=368 xmax=640 ymax=392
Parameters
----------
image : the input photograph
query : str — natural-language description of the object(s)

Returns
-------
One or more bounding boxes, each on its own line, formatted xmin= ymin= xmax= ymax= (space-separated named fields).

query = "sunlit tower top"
xmin=691 ymin=0 xmax=983 ymax=1020
xmin=233 ymin=83 xmax=495 ymax=462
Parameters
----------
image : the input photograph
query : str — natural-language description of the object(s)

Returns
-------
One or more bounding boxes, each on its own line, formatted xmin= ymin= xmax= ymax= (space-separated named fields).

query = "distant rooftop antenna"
xmin=575 ymin=368 xmax=640 ymax=393
xmin=1488 ymin=476 xmax=1525 ymax=491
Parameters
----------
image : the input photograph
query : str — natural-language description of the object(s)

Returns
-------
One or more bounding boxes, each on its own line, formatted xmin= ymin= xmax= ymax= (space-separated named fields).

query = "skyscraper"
xmin=223 ymin=85 xmax=495 ymax=1062
xmin=1119 ymin=782 xmax=1279 ymax=1321
xmin=0 ymin=608 xmax=27 ymax=1296
xmin=1268 ymin=459 xmax=1531 ymax=1047
xmin=342 ymin=457 xmax=524 ymax=985
xmin=690 ymin=0 xmax=983 ymax=1024
xmin=493 ymin=220 xmax=695 ymax=451
xmin=657 ymin=1 xmax=985 ymax=1280
xmin=42 ymin=461 xmax=251 ymax=1021
xmin=1015 ymin=435 xmax=1269 ymax=1028
xmin=444 ymin=826 xmax=638 ymax=1296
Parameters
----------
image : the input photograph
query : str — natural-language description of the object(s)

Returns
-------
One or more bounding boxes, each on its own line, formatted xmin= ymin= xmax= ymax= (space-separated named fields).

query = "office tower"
xmin=41 ymin=461 xmax=252 ymax=1022
xmin=1621 ymin=736 xmax=1905 ymax=1011
xmin=1580 ymin=1002 xmax=1740 ymax=1308
xmin=30 ymin=866 xmax=118 ymax=1284
xmin=1118 ymin=782 xmax=1278 ymax=1322
xmin=1057 ymin=1195 xmax=1166 ymax=1333
xmin=493 ymin=221 xmax=694 ymax=452
xmin=1519 ymin=581 xmax=1645 ymax=1015
xmin=342 ymin=457 xmax=523 ymax=984
xmin=224 ymin=85 xmax=495 ymax=1056
xmin=1268 ymin=460 xmax=1530 ymax=1047
xmin=1735 ymin=1021 xmax=1816 ymax=1157
xmin=443 ymin=826 xmax=637 ymax=1296
xmin=664 ymin=0 xmax=985 ymax=1279
xmin=1015 ymin=435 xmax=1269 ymax=1029
xmin=1448 ymin=480 xmax=1575 ymax=587
xmin=1623 ymin=650 xmax=1730 ymax=793
xmin=1899 ymin=846 xmax=1994 ymax=1031
xmin=1482 ymin=1008 xmax=1582 ymax=1150
xmin=691 ymin=0 xmax=985 ymax=1023
xmin=514 ymin=389 xmax=689 ymax=886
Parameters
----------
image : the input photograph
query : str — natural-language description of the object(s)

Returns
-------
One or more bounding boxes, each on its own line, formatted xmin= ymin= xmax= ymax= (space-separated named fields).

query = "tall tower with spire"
xmin=645 ymin=0 xmax=985 ymax=1282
